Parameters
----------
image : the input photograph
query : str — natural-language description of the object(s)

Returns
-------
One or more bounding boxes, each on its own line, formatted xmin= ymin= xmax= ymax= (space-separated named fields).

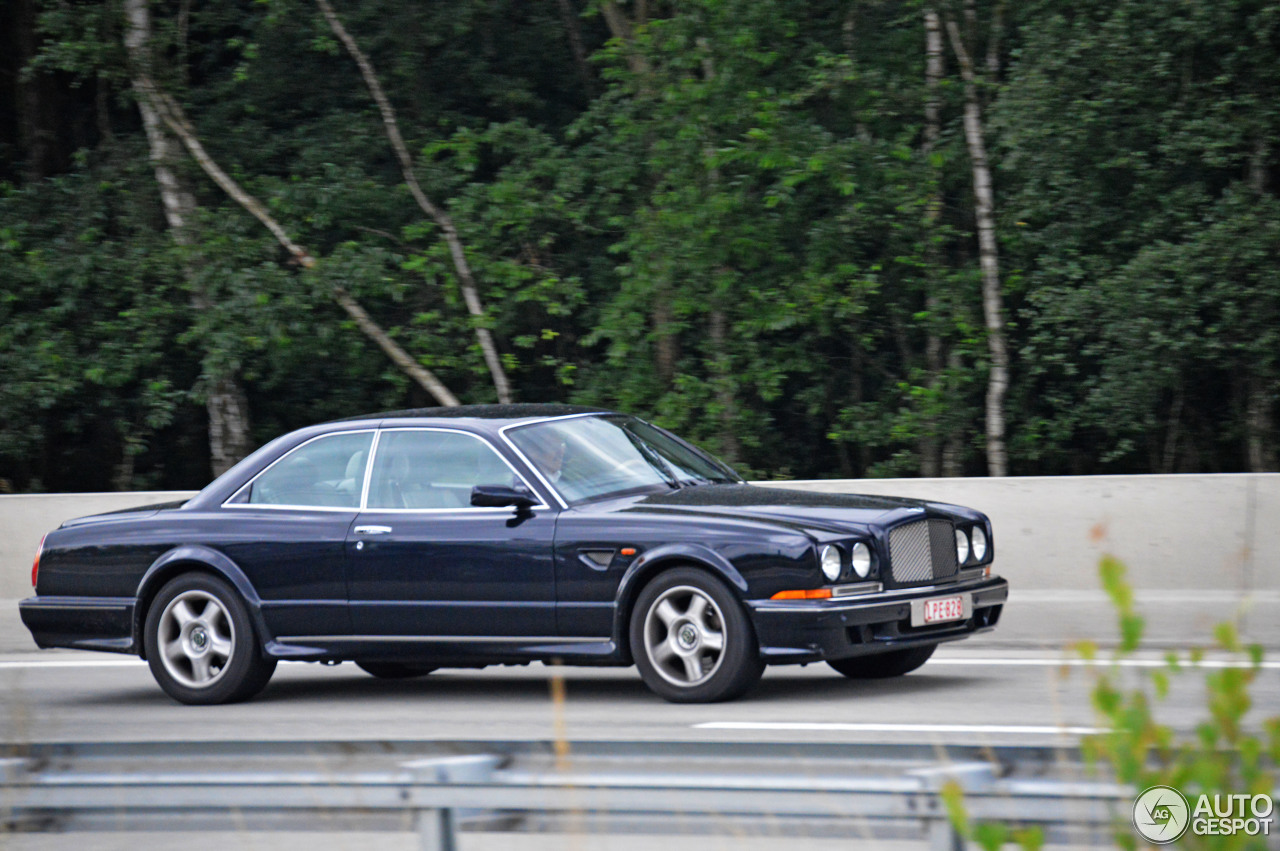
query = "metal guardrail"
xmin=0 ymin=739 xmax=1267 ymax=850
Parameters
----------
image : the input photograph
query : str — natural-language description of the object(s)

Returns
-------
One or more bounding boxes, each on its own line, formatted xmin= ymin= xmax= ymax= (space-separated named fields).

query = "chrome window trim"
xmin=223 ymin=504 xmax=367 ymax=513
xmin=360 ymin=429 xmax=382 ymax=509
xmin=498 ymin=413 xmax=602 ymax=510
xmin=351 ymin=505 xmax=545 ymax=515
xmin=222 ymin=429 xmax=377 ymax=511
xmin=363 ymin=426 xmax=551 ymax=513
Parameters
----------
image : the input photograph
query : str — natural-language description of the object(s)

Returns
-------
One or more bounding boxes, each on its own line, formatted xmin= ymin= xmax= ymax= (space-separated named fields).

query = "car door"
xmin=220 ymin=429 xmax=374 ymax=638
xmin=346 ymin=428 xmax=559 ymax=638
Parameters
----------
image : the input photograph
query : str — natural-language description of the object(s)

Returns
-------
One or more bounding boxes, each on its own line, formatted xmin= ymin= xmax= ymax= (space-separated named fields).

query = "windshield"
xmin=506 ymin=415 xmax=742 ymax=504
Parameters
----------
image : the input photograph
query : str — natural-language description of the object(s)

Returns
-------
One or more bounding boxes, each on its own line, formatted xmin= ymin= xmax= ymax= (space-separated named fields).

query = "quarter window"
xmin=246 ymin=432 xmax=373 ymax=508
xmin=367 ymin=430 xmax=526 ymax=510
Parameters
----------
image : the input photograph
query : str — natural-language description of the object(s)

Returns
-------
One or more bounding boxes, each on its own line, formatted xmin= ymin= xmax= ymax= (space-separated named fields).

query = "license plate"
xmin=920 ymin=595 xmax=964 ymax=625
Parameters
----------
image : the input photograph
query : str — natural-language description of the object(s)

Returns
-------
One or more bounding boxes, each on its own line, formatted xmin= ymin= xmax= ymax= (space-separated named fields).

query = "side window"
xmin=247 ymin=432 xmax=373 ymax=508
xmin=368 ymin=430 xmax=525 ymax=510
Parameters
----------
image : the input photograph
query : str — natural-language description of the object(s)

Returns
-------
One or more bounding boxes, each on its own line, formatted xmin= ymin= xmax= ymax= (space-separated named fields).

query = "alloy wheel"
xmin=156 ymin=590 xmax=236 ymax=689
xmin=643 ymin=584 xmax=727 ymax=687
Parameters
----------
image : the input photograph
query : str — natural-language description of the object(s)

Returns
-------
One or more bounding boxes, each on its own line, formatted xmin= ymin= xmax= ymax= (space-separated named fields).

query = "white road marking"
xmin=929 ymin=657 xmax=1280 ymax=670
xmin=696 ymin=721 xmax=1105 ymax=735
xmin=1012 ymin=589 xmax=1280 ymax=603
xmin=0 ymin=659 xmax=144 ymax=668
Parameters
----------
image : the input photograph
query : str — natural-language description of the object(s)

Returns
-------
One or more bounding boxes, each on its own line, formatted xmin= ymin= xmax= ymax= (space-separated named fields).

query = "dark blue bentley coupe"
xmin=20 ymin=405 xmax=1008 ymax=704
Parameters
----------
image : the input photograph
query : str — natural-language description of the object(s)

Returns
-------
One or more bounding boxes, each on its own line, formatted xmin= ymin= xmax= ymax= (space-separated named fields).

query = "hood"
xmin=618 ymin=483 xmax=931 ymax=535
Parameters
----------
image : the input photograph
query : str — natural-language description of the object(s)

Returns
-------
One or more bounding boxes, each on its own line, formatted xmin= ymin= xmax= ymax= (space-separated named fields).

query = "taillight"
xmin=31 ymin=534 xmax=46 ymax=590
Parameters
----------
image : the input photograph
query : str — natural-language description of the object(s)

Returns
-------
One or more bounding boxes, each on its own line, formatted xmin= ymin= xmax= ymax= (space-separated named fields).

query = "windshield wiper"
xmin=623 ymin=430 xmax=682 ymax=489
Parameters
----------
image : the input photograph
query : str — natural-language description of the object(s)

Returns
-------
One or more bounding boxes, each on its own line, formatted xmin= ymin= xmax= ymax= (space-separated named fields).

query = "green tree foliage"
xmin=998 ymin=0 xmax=1280 ymax=474
xmin=0 ymin=0 xmax=1276 ymax=491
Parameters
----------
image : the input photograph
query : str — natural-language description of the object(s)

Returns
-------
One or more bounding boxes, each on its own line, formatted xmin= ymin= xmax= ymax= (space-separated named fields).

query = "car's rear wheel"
xmin=355 ymin=661 xmax=436 ymax=679
xmin=630 ymin=567 xmax=763 ymax=703
xmin=143 ymin=574 xmax=276 ymax=705
xmin=828 ymin=644 xmax=937 ymax=679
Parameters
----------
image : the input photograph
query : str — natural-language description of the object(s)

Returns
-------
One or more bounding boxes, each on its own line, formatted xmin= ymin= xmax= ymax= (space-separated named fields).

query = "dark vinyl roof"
xmin=335 ymin=404 xmax=609 ymax=423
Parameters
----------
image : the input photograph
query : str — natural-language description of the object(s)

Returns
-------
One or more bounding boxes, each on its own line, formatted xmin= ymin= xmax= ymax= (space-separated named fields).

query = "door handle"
xmin=354 ymin=525 xmax=393 ymax=535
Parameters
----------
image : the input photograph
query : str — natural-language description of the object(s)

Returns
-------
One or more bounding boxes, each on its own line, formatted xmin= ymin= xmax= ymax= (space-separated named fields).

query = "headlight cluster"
xmin=955 ymin=525 xmax=988 ymax=565
xmin=818 ymin=542 xmax=875 ymax=583
xmin=820 ymin=545 xmax=842 ymax=581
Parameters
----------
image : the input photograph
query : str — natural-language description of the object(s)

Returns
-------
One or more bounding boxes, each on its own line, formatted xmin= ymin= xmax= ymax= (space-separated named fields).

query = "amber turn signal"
xmin=769 ymin=588 xmax=833 ymax=600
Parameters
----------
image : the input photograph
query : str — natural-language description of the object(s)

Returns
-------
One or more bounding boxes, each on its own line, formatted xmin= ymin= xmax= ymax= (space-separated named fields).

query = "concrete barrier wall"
xmin=2 ymin=475 xmax=1277 ymax=648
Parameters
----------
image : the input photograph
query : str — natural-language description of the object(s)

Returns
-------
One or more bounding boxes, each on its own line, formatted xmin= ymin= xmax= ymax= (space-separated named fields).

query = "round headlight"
xmin=851 ymin=542 xmax=872 ymax=579
xmin=955 ymin=528 xmax=970 ymax=565
xmin=971 ymin=526 xmax=988 ymax=561
xmin=820 ymin=545 xmax=842 ymax=582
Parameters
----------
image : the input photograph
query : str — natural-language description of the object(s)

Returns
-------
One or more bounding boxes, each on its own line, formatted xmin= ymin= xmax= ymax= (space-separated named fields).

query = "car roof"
xmin=332 ymin=403 xmax=612 ymax=427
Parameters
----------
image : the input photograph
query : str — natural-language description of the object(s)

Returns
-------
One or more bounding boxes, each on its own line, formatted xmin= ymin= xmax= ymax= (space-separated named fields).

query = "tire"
xmin=143 ymin=573 xmax=277 ymax=705
xmin=828 ymin=644 xmax=937 ymax=679
xmin=356 ymin=661 xmax=436 ymax=679
xmin=630 ymin=567 xmax=764 ymax=703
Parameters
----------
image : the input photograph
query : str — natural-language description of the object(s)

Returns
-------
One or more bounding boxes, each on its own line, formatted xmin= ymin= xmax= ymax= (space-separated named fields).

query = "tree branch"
xmin=333 ymin=288 xmax=461 ymax=406
xmin=140 ymin=78 xmax=315 ymax=269
xmin=136 ymin=75 xmax=460 ymax=407
xmin=316 ymin=0 xmax=512 ymax=404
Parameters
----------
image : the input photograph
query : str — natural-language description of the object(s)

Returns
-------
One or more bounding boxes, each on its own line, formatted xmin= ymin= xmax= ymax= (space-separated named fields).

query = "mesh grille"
xmin=928 ymin=519 xmax=959 ymax=581
xmin=888 ymin=519 xmax=959 ymax=585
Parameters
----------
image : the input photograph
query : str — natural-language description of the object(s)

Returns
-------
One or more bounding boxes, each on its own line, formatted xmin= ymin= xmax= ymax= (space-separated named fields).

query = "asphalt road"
xmin=4 ymin=641 xmax=1277 ymax=749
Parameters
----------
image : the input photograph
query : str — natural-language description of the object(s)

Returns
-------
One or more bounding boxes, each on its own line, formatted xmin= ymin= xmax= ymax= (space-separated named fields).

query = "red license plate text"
xmin=922 ymin=595 xmax=964 ymax=624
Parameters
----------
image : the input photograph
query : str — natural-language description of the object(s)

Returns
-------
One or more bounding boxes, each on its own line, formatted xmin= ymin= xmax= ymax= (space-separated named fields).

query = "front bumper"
xmin=18 ymin=596 xmax=137 ymax=654
xmin=746 ymin=574 xmax=1009 ymax=664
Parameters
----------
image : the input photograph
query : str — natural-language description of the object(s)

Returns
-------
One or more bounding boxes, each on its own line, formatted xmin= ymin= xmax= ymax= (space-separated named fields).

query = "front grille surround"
xmin=887 ymin=519 xmax=959 ymax=586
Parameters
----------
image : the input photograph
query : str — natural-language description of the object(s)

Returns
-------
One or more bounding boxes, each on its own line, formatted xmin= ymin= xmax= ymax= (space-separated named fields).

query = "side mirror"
xmin=470 ymin=484 xmax=538 ymax=510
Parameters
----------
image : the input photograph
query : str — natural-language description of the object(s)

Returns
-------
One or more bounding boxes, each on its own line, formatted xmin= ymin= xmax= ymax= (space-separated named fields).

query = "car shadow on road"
xmin=49 ymin=665 xmax=995 ymax=709
xmin=749 ymin=671 xmax=992 ymax=702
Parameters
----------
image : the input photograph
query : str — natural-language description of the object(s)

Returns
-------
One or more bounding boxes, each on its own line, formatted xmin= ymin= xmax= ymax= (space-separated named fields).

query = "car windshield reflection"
xmin=507 ymin=415 xmax=741 ymax=504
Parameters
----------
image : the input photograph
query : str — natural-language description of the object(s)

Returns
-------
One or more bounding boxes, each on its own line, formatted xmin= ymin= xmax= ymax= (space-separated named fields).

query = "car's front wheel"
xmin=630 ymin=567 xmax=763 ymax=703
xmin=143 ymin=573 xmax=277 ymax=705
xmin=828 ymin=644 xmax=937 ymax=679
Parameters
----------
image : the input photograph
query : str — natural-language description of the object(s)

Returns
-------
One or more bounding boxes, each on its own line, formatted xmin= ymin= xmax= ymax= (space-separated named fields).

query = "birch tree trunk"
xmin=124 ymin=0 xmax=252 ymax=478
xmin=946 ymin=18 xmax=1009 ymax=477
xmin=918 ymin=9 xmax=946 ymax=478
xmin=601 ymin=1 xmax=651 ymax=76
xmin=317 ymin=0 xmax=511 ymax=404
